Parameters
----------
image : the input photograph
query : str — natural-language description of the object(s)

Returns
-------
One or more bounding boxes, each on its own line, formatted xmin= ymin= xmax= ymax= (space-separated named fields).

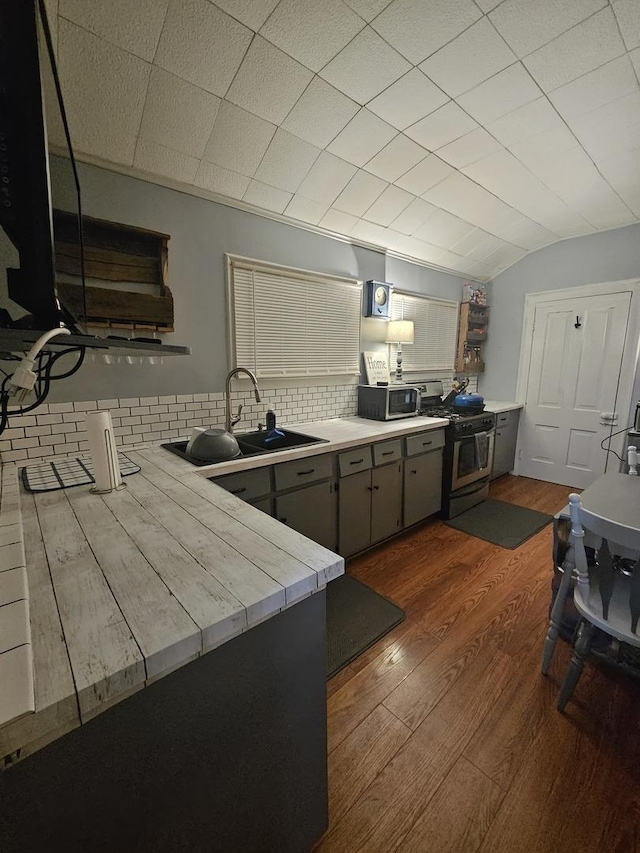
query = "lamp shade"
xmin=385 ymin=320 xmax=414 ymax=344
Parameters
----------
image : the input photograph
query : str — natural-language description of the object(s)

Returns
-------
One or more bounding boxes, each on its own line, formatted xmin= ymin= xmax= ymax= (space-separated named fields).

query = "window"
xmin=390 ymin=290 xmax=458 ymax=373
xmin=227 ymin=255 xmax=362 ymax=378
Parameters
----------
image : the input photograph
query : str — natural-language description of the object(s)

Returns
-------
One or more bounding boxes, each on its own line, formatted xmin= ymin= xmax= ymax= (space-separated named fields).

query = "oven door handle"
xmin=453 ymin=478 xmax=490 ymax=499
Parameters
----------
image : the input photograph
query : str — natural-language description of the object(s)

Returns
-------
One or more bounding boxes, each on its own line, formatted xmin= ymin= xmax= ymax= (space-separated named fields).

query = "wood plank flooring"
xmin=318 ymin=475 xmax=640 ymax=853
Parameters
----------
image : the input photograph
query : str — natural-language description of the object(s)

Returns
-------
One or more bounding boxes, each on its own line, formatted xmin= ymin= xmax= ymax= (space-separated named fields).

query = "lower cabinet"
xmin=491 ymin=410 xmax=521 ymax=480
xmin=275 ymin=481 xmax=338 ymax=551
xmin=403 ymin=449 xmax=443 ymax=528
xmin=338 ymin=462 xmax=403 ymax=557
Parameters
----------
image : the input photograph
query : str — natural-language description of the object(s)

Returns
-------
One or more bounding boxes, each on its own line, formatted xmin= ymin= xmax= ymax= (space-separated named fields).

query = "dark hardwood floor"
xmin=318 ymin=475 xmax=640 ymax=853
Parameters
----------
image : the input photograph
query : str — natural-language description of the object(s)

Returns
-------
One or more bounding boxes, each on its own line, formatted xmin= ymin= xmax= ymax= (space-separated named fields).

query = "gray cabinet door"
xmin=338 ymin=470 xmax=372 ymax=557
xmin=492 ymin=422 xmax=519 ymax=479
xmin=275 ymin=481 xmax=338 ymax=551
xmin=403 ymin=450 xmax=443 ymax=528
xmin=371 ymin=462 xmax=403 ymax=544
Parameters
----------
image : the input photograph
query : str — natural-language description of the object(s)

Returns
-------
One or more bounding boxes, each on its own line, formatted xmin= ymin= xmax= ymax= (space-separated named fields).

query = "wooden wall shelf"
xmin=53 ymin=211 xmax=175 ymax=332
xmin=456 ymin=302 xmax=489 ymax=373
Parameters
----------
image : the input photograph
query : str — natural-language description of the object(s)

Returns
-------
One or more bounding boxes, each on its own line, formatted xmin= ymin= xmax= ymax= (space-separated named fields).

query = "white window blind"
xmin=390 ymin=291 xmax=458 ymax=372
xmin=228 ymin=256 xmax=362 ymax=378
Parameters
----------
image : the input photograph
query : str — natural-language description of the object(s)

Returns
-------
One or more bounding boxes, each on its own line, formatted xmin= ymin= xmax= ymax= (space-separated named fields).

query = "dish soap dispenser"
xmin=266 ymin=409 xmax=276 ymax=431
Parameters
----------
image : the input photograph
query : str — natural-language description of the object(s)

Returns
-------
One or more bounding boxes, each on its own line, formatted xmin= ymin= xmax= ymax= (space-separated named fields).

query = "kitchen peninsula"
xmin=0 ymin=414 xmax=447 ymax=853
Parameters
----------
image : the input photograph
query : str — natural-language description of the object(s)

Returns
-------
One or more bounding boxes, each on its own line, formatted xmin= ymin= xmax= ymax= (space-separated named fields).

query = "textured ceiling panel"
xmin=50 ymin=0 xmax=640 ymax=280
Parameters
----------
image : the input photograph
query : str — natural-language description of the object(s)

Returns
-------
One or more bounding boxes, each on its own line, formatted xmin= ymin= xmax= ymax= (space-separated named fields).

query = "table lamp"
xmin=385 ymin=320 xmax=414 ymax=383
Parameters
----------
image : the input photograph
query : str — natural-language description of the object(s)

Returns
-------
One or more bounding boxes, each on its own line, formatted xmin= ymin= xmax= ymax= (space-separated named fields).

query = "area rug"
xmin=326 ymin=574 xmax=405 ymax=679
xmin=444 ymin=498 xmax=553 ymax=549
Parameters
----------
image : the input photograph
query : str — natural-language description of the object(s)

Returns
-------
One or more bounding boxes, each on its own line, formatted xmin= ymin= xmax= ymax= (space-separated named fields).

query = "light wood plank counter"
xmin=0 ymin=414 xmax=447 ymax=765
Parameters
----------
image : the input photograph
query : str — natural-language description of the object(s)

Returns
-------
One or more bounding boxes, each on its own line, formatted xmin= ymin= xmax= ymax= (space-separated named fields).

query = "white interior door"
xmin=518 ymin=291 xmax=631 ymax=488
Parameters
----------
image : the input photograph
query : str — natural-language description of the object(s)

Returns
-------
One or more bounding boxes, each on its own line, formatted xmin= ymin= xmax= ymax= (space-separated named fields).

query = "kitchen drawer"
xmin=372 ymin=439 xmax=402 ymax=467
xmin=274 ymin=453 xmax=334 ymax=491
xmin=214 ymin=467 xmax=272 ymax=501
xmin=405 ymin=429 xmax=445 ymax=457
xmin=338 ymin=446 xmax=372 ymax=477
xmin=494 ymin=409 xmax=519 ymax=428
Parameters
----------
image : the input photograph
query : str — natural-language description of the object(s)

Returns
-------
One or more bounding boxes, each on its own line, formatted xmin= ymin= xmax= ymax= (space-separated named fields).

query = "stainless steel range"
xmin=418 ymin=381 xmax=496 ymax=519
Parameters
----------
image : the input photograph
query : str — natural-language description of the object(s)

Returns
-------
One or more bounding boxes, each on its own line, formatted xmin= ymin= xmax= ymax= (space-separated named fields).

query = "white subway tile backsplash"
xmin=0 ymin=380 xmax=364 ymax=464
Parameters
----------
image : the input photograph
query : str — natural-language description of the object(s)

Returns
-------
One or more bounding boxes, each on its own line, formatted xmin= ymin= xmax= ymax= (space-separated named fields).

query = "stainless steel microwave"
xmin=357 ymin=385 xmax=420 ymax=420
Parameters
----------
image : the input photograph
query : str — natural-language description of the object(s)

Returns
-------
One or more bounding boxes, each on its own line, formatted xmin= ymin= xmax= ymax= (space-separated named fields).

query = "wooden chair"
xmin=542 ymin=492 xmax=640 ymax=711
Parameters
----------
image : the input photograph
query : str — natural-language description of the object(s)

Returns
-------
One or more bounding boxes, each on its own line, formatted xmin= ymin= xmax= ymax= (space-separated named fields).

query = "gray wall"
xmin=479 ymin=222 xmax=640 ymax=401
xmin=1 ymin=158 xmax=467 ymax=402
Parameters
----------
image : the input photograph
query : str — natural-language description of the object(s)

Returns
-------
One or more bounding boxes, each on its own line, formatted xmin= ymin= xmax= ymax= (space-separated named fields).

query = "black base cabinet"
xmin=403 ymin=448 xmax=443 ymax=528
xmin=491 ymin=409 xmax=521 ymax=480
xmin=275 ymin=480 xmax=338 ymax=551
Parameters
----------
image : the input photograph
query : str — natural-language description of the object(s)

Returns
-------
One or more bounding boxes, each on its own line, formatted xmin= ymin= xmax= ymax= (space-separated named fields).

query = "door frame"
xmin=513 ymin=278 xmax=640 ymax=477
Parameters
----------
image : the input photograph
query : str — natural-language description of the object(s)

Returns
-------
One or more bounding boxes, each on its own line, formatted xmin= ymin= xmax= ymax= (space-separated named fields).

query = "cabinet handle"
xmin=422 ymin=440 xmax=433 ymax=446
xmin=411 ymin=469 xmax=417 ymax=475
xmin=230 ymin=487 xmax=247 ymax=495
xmin=373 ymin=484 xmax=380 ymax=490
xmin=497 ymin=431 xmax=502 ymax=437
xmin=367 ymin=486 xmax=373 ymax=491
xmin=350 ymin=458 xmax=364 ymax=465
xmin=297 ymin=469 xmax=315 ymax=476
xmin=382 ymin=450 xmax=394 ymax=456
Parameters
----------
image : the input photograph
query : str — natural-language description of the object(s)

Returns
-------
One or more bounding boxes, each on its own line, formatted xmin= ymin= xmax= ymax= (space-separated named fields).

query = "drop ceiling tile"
xmin=284 ymin=195 xmax=329 ymax=225
xmin=59 ymin=0 xmax=169 ymax=61
xmin=320 ymin=27 xmax=411 ymax=104
xmin=193 ymin=162 xmax=251 ymax=199
xmin=327 ymin=109 xmax=397 ymax=167
xmin=523 ymin=8 xmax=626 ymax=93
xmin=139 ymin=67 xmax=221 ymax=159
xmin=243 ymin=181 xmax=293 ymax=213
xmin=394 ymin=154 xmax=453 ymax=195
xmin=486 ymin=97 xmax=566 ymax=147
xmin=613 ymin=0 xmax=640 ymax=51
xmin=343 ymin=0 xmax=394 ymax=22
xmin=405 ymin=102 xmax=478 ymax=150
xmin=390 ymin=198 xmax=438 ymax=234
xmin=632 ymin=48 xmax=640 ymax=78
xmin=213 ymin=0 xmax=279 ymax=30
xmin=281 ymin=78 xmax=359 ymax=148
xmin=351 ymin=219 xmax=388 ymax=243
xmin=226 ymin=36 xmax=313 ymax=124
xmin=297 ymin=151 xmax=358 ymax=205
xmin=567 ymin=91 xmax=640 ymax=160
xmin=419 ymin=18 xmax=516 ymax=98
xmin=254 ymin=130 xmax=321 ymax=192
xmin=259 ymin=0 xmax=365 ymax=72
xmin=333 ymin=170 xmax=388 ymax=216
xmin=58 ymin=20 xmax=150 ymax=165
xmin=319 ymin=208 xmax=358 ymax=234
xmin=134 ymin=139 xmax=199 ymax=184
xmin=416 ymin=209 xmax=476 ymax=249
xmin=204 ymin=101 xmax=276 ymax=176
xmin=597 ymin=150 xmax=640 ymax=217
xmin=463 ymin=149 xmax=594 ymax=236
xmin=367 ymin=69 xmax=449 ymax=131
xmin=509 ymin=125 xmax=578 ymax=170
xmin=436 ymin=128 xmax=503 ymax=168
xmin=363 ymin=185 xmax=414 ymax=226
xmin=480 ymin=242 xmax=527 ymax=274
xmin=548 ymin=56 xmax=639 ymax=120
xmin=457 ymin=63 xmax=541 ymax=125
xmin=474 ymin=0 xmax=502 ymax=11
xmin=451 ymin=229 xmax=505 ymax=260
xmin=500 ymin=218 xmax=557 ymax=250
xmin=371 ymin=0 xmax=481 ymax=65
xmin=364 ymin=135 xmax=428 ymax=182
xmin=488 ymin=0 xmax=607 ymax=58
xmin=155 ymin=0 xmax=252 ymax=97
xmin=423 ymin=172 xmax=535 ymax=241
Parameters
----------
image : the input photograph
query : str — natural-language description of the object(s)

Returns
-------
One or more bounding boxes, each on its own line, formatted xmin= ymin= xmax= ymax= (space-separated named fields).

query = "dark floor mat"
xmin=326 ymin=574 xmax=405 ymax=679
xmin=445 ymin=498 xmax=553 ymax=549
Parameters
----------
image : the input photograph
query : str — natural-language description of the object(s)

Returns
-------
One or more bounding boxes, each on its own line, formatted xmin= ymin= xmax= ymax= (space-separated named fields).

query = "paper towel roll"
xmin=86 ymin=411 xmax=123 ymax=493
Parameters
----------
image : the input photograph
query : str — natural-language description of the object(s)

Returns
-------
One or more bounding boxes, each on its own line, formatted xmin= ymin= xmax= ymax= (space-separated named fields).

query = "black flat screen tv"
xmin=0 ymin=0 xmax=62 ymax=330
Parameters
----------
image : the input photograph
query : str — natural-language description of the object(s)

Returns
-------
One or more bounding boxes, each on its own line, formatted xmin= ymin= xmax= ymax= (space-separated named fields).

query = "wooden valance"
xmin=53 ymin=211 xmax=174 ymax=332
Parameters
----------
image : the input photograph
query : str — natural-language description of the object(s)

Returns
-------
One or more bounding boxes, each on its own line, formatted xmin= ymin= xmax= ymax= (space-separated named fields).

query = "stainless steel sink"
xmin=236 ymin=429 xmax=326 ymax=454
